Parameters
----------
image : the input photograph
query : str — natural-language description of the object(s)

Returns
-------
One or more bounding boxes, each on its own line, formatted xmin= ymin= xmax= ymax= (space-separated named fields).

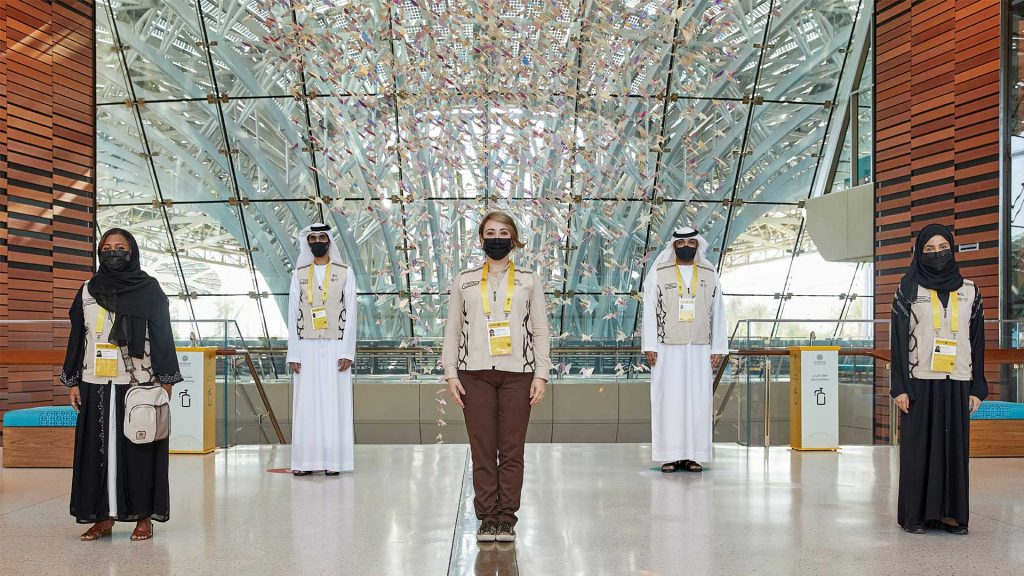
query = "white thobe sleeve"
xmin=339 ymin=271 xmax=357 ymax=362
xmin=286 ymin=273 xmax=301 ymax=364
xmin=641 ymin=272 xmax=659 ymax=353
xmin=710 ymin=279 xmax=729 ymax=355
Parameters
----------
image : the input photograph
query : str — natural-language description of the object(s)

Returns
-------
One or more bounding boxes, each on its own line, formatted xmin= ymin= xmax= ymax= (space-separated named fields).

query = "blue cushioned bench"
xmin=2 ymin=406 xmax=77 ymax=468
xmin=970 ymin=401 xmax=1024 ymax=458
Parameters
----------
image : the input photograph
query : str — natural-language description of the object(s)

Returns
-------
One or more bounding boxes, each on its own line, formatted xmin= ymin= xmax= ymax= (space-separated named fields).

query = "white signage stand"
xmin=789 ymin=346 xmax=840 ymax=451
xmin=170 ymin=347 xmax=216 ymax=454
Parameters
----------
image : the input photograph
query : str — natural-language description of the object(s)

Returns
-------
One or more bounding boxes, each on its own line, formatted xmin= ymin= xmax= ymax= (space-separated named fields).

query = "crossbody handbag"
xmin=120 ymin=349 xmax=171 ymax=444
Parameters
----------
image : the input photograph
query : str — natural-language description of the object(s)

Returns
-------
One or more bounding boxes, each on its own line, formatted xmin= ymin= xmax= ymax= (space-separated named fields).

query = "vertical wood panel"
xmin=0 ymin=0 xmax=95 ymax=423
xmin=873 ymin=0 xmax=1001 ymax=444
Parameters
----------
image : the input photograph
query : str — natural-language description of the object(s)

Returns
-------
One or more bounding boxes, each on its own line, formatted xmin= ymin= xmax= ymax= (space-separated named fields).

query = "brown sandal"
xmin=130 ymin=519 xmax=153 ymax=541
xmin=80 ymin=519 xmax=113 ymax=541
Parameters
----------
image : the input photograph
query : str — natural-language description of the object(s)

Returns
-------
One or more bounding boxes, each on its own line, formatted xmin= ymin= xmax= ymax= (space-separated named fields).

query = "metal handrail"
xmin=216 ymin=349 xmax=286 ymax=443
xmin=717 ymin=347 xmax=1024 ymax=447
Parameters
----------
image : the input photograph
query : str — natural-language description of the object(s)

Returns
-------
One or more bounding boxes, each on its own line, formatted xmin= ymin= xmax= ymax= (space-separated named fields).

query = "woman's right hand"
xmin=288 ymin=362 xmax=301 ymax=374
xmin=69 ymin=386 xmax=82 ymax=412
xmin=448 ymin=378 xmax=466 ymax=409
xmin=894 ymin=393 xmax=910 ymax=414
xmin=645 ymin=351 xmax=657 ymax=367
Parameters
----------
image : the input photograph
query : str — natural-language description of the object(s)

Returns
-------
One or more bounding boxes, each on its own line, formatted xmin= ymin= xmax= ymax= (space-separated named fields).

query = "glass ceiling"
xmin=95 ymin=0 xmax=871 ymax=347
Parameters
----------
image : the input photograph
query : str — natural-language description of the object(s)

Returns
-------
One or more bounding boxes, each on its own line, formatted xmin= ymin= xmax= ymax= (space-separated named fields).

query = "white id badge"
xmin=678 ymin=296 xmax=696 ymax=322
xmin=931 ymin=338 xmax=957 ymax=373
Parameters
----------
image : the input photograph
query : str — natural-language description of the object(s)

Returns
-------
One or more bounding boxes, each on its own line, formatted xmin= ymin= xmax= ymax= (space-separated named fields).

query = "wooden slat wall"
xmin=874 ymin=0 xmax=1002 ymax=443
xmin=0 ymin=0 xmax=95 ymax=424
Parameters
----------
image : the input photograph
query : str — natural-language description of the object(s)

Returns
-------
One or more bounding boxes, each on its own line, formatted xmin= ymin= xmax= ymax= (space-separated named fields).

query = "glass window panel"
xmin=560 ymin=294 xmax=640 ymax=347
xmin=756 ymin=1 xmax=861 ymax=102
xmin=397 ymin=95 xmax=489 ymax=199
xmin=579 ymin=0 xmax=674 ymax=97
xmin=485 ymin=98 xmax=574 ymax=201
xmin=223 ymin=98 xmax=316 ymax=201
xmin=97 ymin=107 xmax=152 ymax=205
xmin=111 ymin=2 xmax=214 ymax=100
xmin=140 ymin=101 xmax=234 ymax=202
xmin=574 ymin=97 xmax=661 ymax=200
xmin=194 ymin=0 xmax=299 ymax=98
xmin=568 ymin=198 xmax=662 ymax=294
xmin=736 ymin=102 xmax=829 ymax=203
xmin=244 ymin=200 xmax=321 ymax=297
xmin=391 ymin=0 xmax=577 ymax=95
xmin=97 ymin=8 xmax=130 ymax=104
xmin=659 ymin=100 xmax=748 ymax=202
xmin=672 ymin=0 xmax=772 ymax=98
xmin=327 ymin=199 xmax=406 ymax=294
xmin=310 ymin=96 xmax=399 ymax=200
xmin=717 ymin=206 xmax=801 ymax=276
xmin=723 ymin=294 xmax=780 ymax=346
xmin=358 ymin=294 xmax=413 ymax=344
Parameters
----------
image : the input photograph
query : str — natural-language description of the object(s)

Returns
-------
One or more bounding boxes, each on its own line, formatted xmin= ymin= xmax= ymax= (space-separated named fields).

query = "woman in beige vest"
xmin=62 ymin=228 xmax=181 ymax=541
xmin=890 ymin=223 xmax=987 ymax=535
xmin=441 ymin=211 xmax=552 ymax=543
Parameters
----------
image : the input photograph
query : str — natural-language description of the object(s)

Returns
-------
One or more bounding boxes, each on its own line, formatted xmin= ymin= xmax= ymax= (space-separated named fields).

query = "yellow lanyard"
xmin=481 ymin=261 xmax=515 ymax=317
xmin=95 ymin=306 xmax=112 ymax=336
xmin=307 ymin=264 xmax=331 ymax=306
xmin=675 ymin=264 xmax=700 ymax=297
xmin=929 ymin=289 xmax=959 ymax=335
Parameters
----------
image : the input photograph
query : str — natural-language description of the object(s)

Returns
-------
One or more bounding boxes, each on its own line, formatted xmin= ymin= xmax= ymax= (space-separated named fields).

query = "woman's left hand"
xmin=162 ymin=384 xmax=173 ymax=398
xmin=969 ymin=395 xmax=981 ymax=414
xmin=530 ymin=378 xmax=547 ymax=406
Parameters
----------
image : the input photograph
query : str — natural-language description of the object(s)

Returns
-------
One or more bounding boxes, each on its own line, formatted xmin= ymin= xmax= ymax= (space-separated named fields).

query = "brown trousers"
xmin=459 ymin=369 xmax=533 ymax=525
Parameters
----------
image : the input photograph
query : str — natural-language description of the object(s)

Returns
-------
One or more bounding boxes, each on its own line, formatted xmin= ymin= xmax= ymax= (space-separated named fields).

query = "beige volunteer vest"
xmin=654 ymin=262 xmax=717 ymax=345
xmin=296 ymin=263 xmax=350 ymax=340
xmin=80 ymin=281 xmax=153 ymax=385
xmin=908 ymin=279 xmax=977 ymax=381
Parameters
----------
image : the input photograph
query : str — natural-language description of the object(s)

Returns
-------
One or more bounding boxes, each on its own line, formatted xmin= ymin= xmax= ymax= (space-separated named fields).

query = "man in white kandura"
xmin=642 ymin=226 xmax=728 ymax=473
xmin=286 ymin=223 xmax=357 ymax=476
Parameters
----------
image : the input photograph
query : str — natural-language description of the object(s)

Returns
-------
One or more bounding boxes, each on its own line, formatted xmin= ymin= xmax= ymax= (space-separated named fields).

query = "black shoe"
xmin=903 ymin=524 xmax=927 ymax=534
xmin=325 ymin=471 xmax=340 ymax=476
xmin=477 ymin=520 xmax=498 ymax=542
xmin=292 ymin=470 xmax=313 ymax=477
xmin=943 ymin=523 xmax=968 ymax=535
xmin=495 ymin=522 xmax=516 ymax=542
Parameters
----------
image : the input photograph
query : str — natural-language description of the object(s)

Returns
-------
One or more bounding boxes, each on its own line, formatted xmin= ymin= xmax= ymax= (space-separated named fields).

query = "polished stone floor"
xmin=1 ymin=444 xmax=1023 ymax=575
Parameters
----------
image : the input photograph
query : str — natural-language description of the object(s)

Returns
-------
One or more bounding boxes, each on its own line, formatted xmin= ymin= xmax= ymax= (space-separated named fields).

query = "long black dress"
xmin=61 ymin=288 xmax=182 ymax=524
xmin=890 ymin=283 xmax=987 ymax=528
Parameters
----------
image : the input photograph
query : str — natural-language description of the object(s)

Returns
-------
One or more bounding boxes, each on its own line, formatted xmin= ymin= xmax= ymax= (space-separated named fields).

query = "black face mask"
xmin=309 ymin=241 xmax=330 ymax=258
xmin=99 ymin=249 xmax=132 ymax=271
xmin=920 ymin=249 xmax=953 ymax=272
xmin=675 ymin=245 xmax=698 ymax=262
xmin=483 ymin=238 xmax=514 ymax=261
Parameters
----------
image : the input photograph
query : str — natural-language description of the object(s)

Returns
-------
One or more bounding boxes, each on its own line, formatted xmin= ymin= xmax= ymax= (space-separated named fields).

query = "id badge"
xmin=311 ymin=306 xmax=329 ymax=331
xmin=487 ymin=320 xmax=512 ymax=356
xmin=678 ymin=296 xmax=696 ymax=322
xmin=931 ymin=338 xmax=957 ymax=373
xmin=94 ymin=343 xmax=119 ymax=377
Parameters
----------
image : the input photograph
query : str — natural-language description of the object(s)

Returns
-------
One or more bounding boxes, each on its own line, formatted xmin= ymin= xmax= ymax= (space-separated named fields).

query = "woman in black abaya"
xmin=61 ymin=228 xmax=181 ymax=541
xmin=890 ymin=223 xmax=986 ymax=535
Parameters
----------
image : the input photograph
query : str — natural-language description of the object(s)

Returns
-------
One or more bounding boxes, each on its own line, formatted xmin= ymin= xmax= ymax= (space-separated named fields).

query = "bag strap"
xmin=117 ymin=346 xmax=141 ymax=386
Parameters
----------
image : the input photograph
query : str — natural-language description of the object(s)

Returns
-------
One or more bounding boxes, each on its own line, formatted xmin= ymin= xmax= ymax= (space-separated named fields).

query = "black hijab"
xmin=88 ymin=228 xmax=168 ymax=358
xmin=898 ymin=223 xmax=964 ymax=300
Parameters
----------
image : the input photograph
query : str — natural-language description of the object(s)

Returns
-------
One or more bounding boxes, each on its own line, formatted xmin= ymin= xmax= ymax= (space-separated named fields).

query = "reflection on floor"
xmin=2 ymin=444 xmax=1023 ymax=575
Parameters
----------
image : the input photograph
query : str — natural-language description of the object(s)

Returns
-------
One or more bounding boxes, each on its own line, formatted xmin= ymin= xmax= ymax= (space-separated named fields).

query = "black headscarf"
xmin=898 ymin=223 xmax=964 ymax=300
xmin=87 ymin=228 xmax=168 ymax=358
